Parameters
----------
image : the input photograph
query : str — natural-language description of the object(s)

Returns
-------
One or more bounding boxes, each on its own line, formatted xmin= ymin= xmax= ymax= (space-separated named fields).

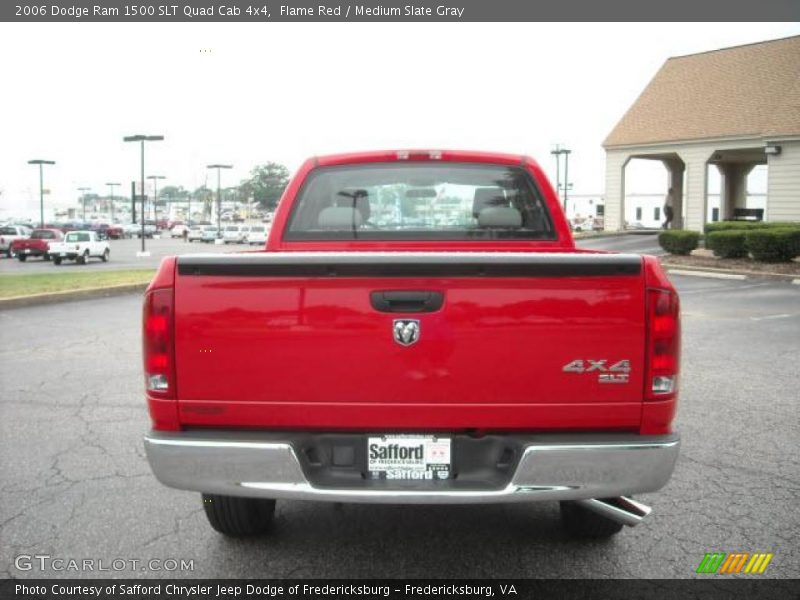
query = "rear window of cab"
xmin=285 ymin=162 xmax=555 ymax=241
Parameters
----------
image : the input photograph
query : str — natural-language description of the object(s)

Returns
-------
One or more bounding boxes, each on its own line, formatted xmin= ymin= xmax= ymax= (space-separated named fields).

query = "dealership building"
xmin=603 ymin=35 xmax=800 ymax=232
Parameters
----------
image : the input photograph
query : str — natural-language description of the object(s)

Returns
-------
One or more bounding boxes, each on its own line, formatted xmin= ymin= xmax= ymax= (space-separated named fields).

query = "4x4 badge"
xmin=393 ymin=319 xmax=420 ymax=346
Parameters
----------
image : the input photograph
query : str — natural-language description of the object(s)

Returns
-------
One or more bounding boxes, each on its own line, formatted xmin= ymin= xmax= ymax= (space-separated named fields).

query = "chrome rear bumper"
xmin=145 ymin=431 xmax=680 ymax=504
xmin=144 ymin=431 xmax=679 ymax=505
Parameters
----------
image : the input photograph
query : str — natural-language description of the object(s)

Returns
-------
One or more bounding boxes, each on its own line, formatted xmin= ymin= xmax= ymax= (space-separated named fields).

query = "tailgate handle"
xmin=370 ymin=290 xmax=444 ymax=313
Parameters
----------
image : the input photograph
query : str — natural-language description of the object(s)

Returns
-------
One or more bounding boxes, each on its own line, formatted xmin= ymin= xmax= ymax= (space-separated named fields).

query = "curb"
xmin=0 ymin=282 xmax=149 ymax=310
xmin=574 ymin=231 xmax=643 ymax=240
xmin=663 ymin=264 xmax=799 ymax=282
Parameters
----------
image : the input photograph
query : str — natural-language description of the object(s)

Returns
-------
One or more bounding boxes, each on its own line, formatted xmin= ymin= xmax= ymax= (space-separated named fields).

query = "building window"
xmin=635 ymin=207 xmax=642 ymax=221
xmin=712 ymin=208 xmax=719 ymax=222
xmin=596 ymin=205 xmax=605 ymax=216
xmin=654 ymin=207 xmax=661 ymax=221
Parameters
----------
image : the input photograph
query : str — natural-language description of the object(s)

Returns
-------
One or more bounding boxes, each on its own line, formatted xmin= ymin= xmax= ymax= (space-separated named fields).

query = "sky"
xmin=1 ymin=21 xmax=798 ymax=219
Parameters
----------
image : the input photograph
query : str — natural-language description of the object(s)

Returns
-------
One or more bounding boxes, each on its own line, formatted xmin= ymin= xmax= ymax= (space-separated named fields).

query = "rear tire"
xmin=101 ymin=248 xmax=110 ymax=262
xmin=559 ymin=501 xmax=624 ymax=538
xmin=202 ymin=494 xmax=275 ymax=537
xmin=43 ymin=253 xmax=51 ymax=261
xmin=7 ymin=247 xmax=16 ymax=258
xmin=79 ymin=250 xmax=90 ymax=265
xmin=17 ymin=254 xmax=26 ymax=262
xmin=53 ymin=257 xmax=62 ymax=266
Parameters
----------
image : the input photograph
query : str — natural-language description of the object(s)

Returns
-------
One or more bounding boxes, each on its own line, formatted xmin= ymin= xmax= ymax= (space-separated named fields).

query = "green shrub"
xmin=658 ymin=230 xmax=700 ymax=255
xmin=746 ymin=229 xmax=800 ymax=262
xmin=704 ymin=220 xmax=800 ymax=234
xmin=706 ymin=230 xmax=748 ymax=258
xmin=785 ymin=228 xmax=800 ymax=258
xmin=703 ymin=221 xmax=800 ymax=248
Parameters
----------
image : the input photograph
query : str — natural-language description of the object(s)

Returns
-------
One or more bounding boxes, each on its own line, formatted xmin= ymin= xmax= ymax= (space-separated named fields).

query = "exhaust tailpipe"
xmin=575 ymin=496 xmax=652 ymax=527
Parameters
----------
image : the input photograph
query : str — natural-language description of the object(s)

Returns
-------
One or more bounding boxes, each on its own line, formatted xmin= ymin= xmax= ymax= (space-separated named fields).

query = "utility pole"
xmin=207 ymin=164 xmax=232 ymax=239
xmin=550 ymin=145 xmax=572 ymax=214
xmin=106 ymin=182 xmax=120 ymax=223
xmin=551 ymin=145 xmax=562 ymax=200
xmin=28 ymin=159 xmax=56 ymax=228
xmin=78 ymin=187 xmax=91 ymax=220
xmin=147 ymin=175 xmax=165 ymax=223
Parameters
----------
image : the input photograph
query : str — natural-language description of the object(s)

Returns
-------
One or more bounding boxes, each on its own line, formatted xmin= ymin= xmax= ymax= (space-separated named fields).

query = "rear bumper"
xmin=144 ymin=430 xmax=680 ymax=504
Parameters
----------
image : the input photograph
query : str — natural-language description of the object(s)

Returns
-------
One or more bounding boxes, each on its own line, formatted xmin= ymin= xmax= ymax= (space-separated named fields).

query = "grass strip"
xmin=0 ymin=269 xmax=155 ymax=299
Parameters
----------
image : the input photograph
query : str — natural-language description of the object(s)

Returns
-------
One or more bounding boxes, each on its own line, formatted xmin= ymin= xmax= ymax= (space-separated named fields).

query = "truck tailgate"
xmin=173 ymin=252 xmax=646 ymax=431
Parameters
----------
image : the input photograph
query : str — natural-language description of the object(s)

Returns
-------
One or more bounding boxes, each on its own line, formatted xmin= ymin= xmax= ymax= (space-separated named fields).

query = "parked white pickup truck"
xmin=49 ymin=231 xmax=110 ymax=265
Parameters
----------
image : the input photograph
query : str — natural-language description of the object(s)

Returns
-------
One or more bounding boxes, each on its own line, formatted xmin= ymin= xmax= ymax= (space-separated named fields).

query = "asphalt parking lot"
xmin=0 ymin=236 xmax=258 ymax=273
xmin=0 ymin=232 xmax=657 ymax=274
xmin=0 ymin=240 xmax=798 ymax=579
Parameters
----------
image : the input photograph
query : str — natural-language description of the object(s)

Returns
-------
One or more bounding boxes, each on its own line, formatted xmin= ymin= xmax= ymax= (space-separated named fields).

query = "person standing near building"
xmin=663 ymin=187 xmax=675 ymax=229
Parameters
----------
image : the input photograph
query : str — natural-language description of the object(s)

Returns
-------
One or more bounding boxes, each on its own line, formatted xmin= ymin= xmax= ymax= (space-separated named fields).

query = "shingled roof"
xmin=604 ymin=36 xmax=800 ymax=148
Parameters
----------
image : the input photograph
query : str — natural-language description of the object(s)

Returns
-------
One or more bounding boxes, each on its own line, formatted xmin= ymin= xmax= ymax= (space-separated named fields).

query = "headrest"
xmin=336 ymin=189 xmax=371 ymax=222
xmin=477 ymin=207 xmax=522 ymax=228
xmin=473 ymin=187 xmax=508 ymax=218
xmin=318 ymin=207 xmax=364 ymax=229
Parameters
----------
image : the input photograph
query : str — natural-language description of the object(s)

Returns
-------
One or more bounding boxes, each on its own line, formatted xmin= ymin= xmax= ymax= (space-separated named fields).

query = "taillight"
xmin=143 ymin=288 xmax=175 ymax=398
xmin=645 ymin=289 xmax=680 ymax=400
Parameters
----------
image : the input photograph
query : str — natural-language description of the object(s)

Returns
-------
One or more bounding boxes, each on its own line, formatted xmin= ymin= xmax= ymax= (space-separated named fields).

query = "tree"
xmin=239 ymin=162 xmax=290 ymax=210
xmin=157 ymin=185 xmax=189 ymax=208
xmin=193 ymin=185 xmax=213 ymax=220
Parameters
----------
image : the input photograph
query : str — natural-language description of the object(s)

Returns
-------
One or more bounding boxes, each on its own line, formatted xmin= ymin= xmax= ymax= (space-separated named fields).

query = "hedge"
xmin=704 ymin=220 xmax=800 ymax=235
xmin=706 ymin=230 xmax=748 ymax=258
xmin=745 ymin=229 xmax=800 ymax=263
xmin=658 ymin=230 xmax=700 ymax=255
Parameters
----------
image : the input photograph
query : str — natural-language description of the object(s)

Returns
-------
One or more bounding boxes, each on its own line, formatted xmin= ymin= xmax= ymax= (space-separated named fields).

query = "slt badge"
xmin=393 ymin=319 xmax=420 ymax=346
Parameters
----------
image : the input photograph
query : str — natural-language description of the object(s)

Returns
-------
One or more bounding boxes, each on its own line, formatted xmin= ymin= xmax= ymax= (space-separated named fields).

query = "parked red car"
xmin=11 ymin=228 xmax=64 ymax=261
xmin=143 ymin=150 xmax=681 ymax=539
xmin=94 ymin=223 xmax=124 ymax=239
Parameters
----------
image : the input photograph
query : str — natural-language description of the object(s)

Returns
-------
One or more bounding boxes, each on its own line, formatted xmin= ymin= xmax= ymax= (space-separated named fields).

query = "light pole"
xmin=550 ymin=146 xmax=572 ymax=213
xmin=207 ymin=164 xmax=232 ymax=239
xmin=28 ymin=159 xmax=55 ymax=228
xmin=78 ymin=187 xmax=91 ymax=220
xmin=106 ymin=182 xmax=120 ymax=223
xmin=124 ymin=135 xmax=164 ymax=253
xmin=147 ymin=175 xmax=165 ymax=223
xmin=550 ymin=145 xmax=562 ymax=201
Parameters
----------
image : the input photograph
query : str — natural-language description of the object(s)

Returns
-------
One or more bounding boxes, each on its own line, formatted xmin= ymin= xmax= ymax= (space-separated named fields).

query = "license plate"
xmin=24 ymin=249 xmax=30 ymax=253
xmin=367 ymin=435 xmax=451 ymax=480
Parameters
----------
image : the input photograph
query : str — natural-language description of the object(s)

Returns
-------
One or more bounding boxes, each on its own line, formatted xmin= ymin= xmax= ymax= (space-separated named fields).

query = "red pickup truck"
xmin=143 ymin=150 xmax=680 ymax=538
xmin=11 ymin=228 xmax=63 ymax=261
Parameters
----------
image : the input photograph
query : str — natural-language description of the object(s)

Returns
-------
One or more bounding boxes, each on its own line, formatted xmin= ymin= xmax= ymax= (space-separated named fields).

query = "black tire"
xmin=101 ymin=248 xmax=110 ymax=262
xmin=559 ymin=501 xmax=624 ymax=538
xmin=202 ymin=494 xmax=275 ymax=537
xmin=7 ymin=247 xmax=16 ymax=259
xmin=53 ymin=257 xmax=62 ymax=266
xmin=18 ymin=254 xmax=27 ymax=262
xmin=43 ymin=253 xmax=51 ymax=261
xmin=79 ymin=250 xmax=90 ymax=265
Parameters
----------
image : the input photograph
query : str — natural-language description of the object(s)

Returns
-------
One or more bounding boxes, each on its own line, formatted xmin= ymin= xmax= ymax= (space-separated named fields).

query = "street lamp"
xmin=78 ymin=187 xmax=91 ymax=220
xmin=124 ymin=134 xmax=164 ymax=254
xmin=207 ymin=164 xmax=232 ymax=239
xmin=147 ymin=175 xmax=165 ymax=223
xmin=106 ymin=182 xmax=120 ymax=223
xmin=28 ymin=159 xmax=55 ymax=228
xmin=550 ymin=146 xmax=572 ymax=212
